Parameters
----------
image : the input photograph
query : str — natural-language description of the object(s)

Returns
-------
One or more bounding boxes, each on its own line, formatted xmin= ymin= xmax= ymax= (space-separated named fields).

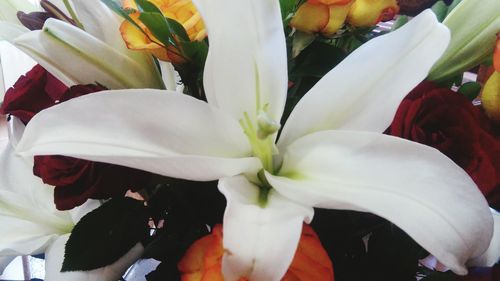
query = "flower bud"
xmin=290 ymin=1 xmax=354 ymax=36
xmin=428 ymin=0 xmax=500 ymax=82
xmin=347 ymin=0 xmax=399 ymax=27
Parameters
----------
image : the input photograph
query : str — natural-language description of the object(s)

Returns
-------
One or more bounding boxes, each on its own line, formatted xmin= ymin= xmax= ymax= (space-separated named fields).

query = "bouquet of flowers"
xmin=0 ymin=0 xmax=498 ymax=280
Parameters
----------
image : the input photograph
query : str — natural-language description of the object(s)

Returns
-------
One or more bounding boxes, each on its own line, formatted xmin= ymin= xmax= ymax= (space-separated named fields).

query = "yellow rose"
xmin=120 ymin=0 xmax=206 ymax=63
xmin=178 ymin=224 xmax=334 ymax=281
xmin=482 ymin=36 xmax=500 ymax=122
xmin=347 ymin=0 xmax=399 ymax=27
xmin=290 ymin=0 xmax=354 ymax=36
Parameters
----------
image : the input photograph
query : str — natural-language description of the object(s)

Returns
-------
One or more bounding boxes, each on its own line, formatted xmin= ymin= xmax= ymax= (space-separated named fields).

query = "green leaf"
xmin=138 ymin=12 xmax=174 ymax=47
xmin=279 ymin=0 xmax=296 ymax=22
xmin=291 ymin=41 xmax=346 ymax=78
xmin=419 ymin=271 xmax=459 ymax=281
xmin=431 ymin=1 xmax=449 ymax=22
xmin=446 ymin=0 xmax=463 ymax=15
xmin=392 ymin=15 xmax=409 ymax=31
xmin=135 ymin=0 xmax=162 ymax=13
xmin=458 ymin=82 xmax=482 ymax=100
xmin=165 ymin=17 xmax=189 ymax=42
xmin=62 ymin=198 xmax=150 ymax=272
xmin=181 ymin=40 xmax=208 ymax=67
xmin=101 ymin=0 xmax=143 ymax=31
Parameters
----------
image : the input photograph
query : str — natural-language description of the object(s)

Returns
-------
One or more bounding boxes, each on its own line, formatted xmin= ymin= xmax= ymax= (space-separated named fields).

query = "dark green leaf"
xmin=392 ymin=15 xmax=409 ymax=31
xmin=419 ymin=271 xmax=459 ymax=281
xmin=431 ymin=1 xmax=448 ymax=22
xmin=165 ymin=17 xmax=189 ymax=42
xmin=181 ymin=41 xmax=208 ymax=67
xmin=446 ymin=0 xmax=463 ymax=16
xmin=101 ymin=0 xmax=144 ymax=31
xmin=135 ymin=0 xmax=163 ymax=13
xmin=291 ymin=41 xmax=346 ymax=78
xmin=62 ymin=198 xmax=150 ymax=272
xmin=458 ymin=82 xmax=482 ymax=101
xmin=279 ymin=0 xmax=295 ymax=21
xmin=138 ymin=12 xmax=174 ymax=47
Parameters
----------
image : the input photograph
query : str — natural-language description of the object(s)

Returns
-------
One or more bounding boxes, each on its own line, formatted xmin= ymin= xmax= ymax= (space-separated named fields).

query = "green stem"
xmin=63 ymin=0 xmax=85 ymax=29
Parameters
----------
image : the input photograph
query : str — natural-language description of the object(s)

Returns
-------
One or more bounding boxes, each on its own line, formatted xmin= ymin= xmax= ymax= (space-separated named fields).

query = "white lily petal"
xmin=0 ymin=21 xmax=29 ymax=41
xmin=7 ymin=116 xmax=25 ymax=150
xmin=0 ymin=0 xmax=38 ymax=25
xmin=16 ymin=89 xmax=261 ymax=181
xmin=71 ymin=0 xmax=122 ymax=46
xmin=13 ymin=19 xmax=164 ymax=89
xmin=267 ymin=130 xmax=493 ymax=275
xmin=0 ymin=41 xmax=36 ymax=97
xmin=45 ymin=234 xmax=144 ymax=281
xmin=193 ymin=0 xmax=287 ymax=124
xmin=429 ymin=0 xmax=500 ymax=81
xmin=467 ymin=209 xmax=500 ymax=267
xmin=159 ymin=61 xmax=179 ymax=92
xmin=278 ymin=10 xmax=450 ymax=149
xmin=0 ymin=137 xmax=73 ymax=256
xmin=70 ymin=0 xmax=161 ymax=75
xmin=219 ymin=176 xmax=313 ymax=281
xmin=0 ymin=256 xmax=15 ymax=274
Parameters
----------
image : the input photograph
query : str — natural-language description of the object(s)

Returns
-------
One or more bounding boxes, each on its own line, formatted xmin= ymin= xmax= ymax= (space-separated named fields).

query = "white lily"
xmin=15 ymin=1 xmax=494 ymax=280
xmin=0 ymin=0 xmax=165 ymax=89
xmin=0 ymin=120 xmax=144 ymax=281
xmin=428 ymin=0 xmax=500 ymax=81
xmin=0 ymin=0 xmax=38 ymax=25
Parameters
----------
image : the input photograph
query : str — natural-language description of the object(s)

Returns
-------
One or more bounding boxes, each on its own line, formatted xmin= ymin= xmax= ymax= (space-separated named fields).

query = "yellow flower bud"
xmin=290 ymin=1 xmax=354 ymax=36
xmin=347 ymin=0 xmax=399 ymax=27
xmin=120 ymin=0 xmax=206 ymax=62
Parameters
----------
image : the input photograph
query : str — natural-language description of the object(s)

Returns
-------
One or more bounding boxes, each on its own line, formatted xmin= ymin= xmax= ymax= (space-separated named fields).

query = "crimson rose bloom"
xmin=389 ymin=82 xmax=500 ymax=208
xmin=2 ymin=65 xmax=150 ymax=210
xmin=0 ymin=64 xmax=67 ymax=123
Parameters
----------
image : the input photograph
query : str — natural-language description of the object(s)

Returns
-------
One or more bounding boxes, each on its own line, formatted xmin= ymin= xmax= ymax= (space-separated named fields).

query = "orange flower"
xmin=290 ymin=1 xmax=354 ymax=36
xmin=119 ymin=0 xmax=206 ymax=62
xmin=347 ymin=0 xmax=399 ymax=27
xmin=178 ymin=224 xmax=334 ymax=281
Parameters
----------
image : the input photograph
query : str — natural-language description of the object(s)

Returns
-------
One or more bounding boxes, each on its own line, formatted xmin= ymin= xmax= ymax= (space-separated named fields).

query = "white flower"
xmin=15 ymin=1 xmax=494 ymax=280
xmin=0 ymin=120 xmax=143 ymax=281
xmin=0 ymin=0 xmax=165 ymax=89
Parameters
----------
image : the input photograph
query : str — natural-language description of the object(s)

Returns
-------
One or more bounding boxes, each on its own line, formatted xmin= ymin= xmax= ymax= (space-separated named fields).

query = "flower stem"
xmin=63 ymin=0 xmax=84 ymax=30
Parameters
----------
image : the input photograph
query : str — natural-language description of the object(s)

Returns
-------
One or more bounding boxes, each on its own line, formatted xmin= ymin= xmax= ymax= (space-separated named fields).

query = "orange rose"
xmin=119 ymin=0 xmax=206 ymax=63
xmin=290 ymin=0 xmax=354 ymax=36
xmin=178 ymin=224 xmax=334 ymax=281
xmin=347 ymin=0 xmax=399 ymax=27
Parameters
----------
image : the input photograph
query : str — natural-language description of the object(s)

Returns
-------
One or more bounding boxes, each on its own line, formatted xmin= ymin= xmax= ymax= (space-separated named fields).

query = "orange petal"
xmin=178 ymin=235 xmax=216 ymax=274
xmin=322 ymin=3 xmax=352 ymax=36
xmin=347 ymin=0 xmax=399 ymax=27
xmin=290 ymin=2 xmax=330 ymax=33
xmin=287 ymin=224 xmax=334 ymax=281
xmin=121 ymin=0 xmax=137 ymax=9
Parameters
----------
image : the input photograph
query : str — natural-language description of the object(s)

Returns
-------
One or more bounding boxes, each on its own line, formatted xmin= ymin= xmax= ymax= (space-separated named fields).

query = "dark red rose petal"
xmin=389 ymin=81 xmax=500 ymax=202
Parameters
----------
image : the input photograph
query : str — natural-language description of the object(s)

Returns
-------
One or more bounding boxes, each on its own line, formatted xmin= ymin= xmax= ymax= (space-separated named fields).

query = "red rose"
xmin=2 ymin=64 xmax=150 ymax=210
xmin=389 ymin=81 xmax=500 ymax=207
xmin=34 ymin=155 xmax=150 ymax=210
xmin=0 ymin=64 xmax=67 ymax=123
